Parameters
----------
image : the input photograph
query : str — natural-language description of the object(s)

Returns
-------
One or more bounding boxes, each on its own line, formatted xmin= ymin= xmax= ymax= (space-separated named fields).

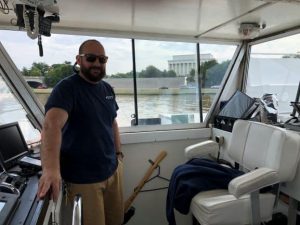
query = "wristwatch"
xmin=116 ymin=152 xmax=124 ymax=158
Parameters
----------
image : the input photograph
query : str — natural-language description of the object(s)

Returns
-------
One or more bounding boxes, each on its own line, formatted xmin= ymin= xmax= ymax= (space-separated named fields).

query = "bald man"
xmin=37 ymin=40 xmax=124 ymax=225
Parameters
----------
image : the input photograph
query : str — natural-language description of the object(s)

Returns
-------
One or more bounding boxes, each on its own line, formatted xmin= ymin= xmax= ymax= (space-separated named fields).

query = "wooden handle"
xmin=124 ymin=150 xmax=167 ymax=212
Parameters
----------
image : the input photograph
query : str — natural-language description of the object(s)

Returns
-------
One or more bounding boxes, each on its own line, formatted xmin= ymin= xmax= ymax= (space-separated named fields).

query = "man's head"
xmin=76 ymin=39 xmax=107 ymax=83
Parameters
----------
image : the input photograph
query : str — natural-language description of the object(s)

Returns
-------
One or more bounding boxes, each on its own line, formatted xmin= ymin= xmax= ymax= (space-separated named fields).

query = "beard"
xmin=80 ymin=65 xmax=106 ymax=82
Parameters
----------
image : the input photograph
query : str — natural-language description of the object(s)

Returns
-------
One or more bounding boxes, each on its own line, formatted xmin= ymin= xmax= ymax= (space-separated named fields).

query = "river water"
xmin=23 ymin=92 xmax=206 ymax=127
xmin=1 ymin=76 xmax=210 ymax=137
xmin=116 ymin=94 xmax=204 ymax=127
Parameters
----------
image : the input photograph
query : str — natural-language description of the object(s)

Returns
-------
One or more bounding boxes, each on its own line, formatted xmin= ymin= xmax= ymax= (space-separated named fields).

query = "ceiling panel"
xmin=133 ymin=0 xmax=199 ymax=35
xmin=202 ymin=2 xmax=300 ymax=40
xmin=198 ymin=0 xmax=266 ymax=33
xmin=57 ymin=0 xmax=133 ymax=30
xmin=0 ymin=0 xmax=300 ymax=41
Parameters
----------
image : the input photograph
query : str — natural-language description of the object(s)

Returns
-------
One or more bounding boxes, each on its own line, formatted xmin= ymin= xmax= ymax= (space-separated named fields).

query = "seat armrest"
xmin=184 ymin=140 xmax=219 ymax=159
xmin=228 ymin=167 xmax=280 ymax=198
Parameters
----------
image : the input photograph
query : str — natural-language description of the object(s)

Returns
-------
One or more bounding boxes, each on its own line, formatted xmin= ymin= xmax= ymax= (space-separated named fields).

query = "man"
xmin=37 ymin=39 xmax=124 ymax=225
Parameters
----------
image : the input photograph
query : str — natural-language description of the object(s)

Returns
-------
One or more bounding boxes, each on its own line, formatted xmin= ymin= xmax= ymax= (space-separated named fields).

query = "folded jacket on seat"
xmin=166 ymin=158 xmax=244 ymax=225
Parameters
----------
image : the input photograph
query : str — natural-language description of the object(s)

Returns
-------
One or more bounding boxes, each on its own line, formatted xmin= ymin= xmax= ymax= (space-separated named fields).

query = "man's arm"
xmin=112 ymin=119 xmax=122 ymax=158
xmin=37 ymin=108 xmax=68 ymax=202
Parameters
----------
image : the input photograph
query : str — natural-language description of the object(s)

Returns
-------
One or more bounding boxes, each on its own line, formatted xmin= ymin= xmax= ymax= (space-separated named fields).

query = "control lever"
xmin=0 ymin=154 xmax=20 ymax=179
xmin=0 ymin=182 xmax=20 ymax=196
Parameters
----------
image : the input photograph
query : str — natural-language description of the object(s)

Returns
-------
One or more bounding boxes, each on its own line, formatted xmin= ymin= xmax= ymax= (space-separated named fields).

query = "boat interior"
xmin=0 ymin=0 xmax=300 ymax=225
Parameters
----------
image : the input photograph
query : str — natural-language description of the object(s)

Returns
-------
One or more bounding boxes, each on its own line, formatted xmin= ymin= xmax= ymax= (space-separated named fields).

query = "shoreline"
xmin=33 ymin=88 xmax=219 ymax=95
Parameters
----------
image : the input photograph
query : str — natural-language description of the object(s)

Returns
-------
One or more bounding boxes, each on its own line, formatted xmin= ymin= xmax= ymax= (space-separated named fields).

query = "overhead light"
xmin=238 ymin=22 xmax=265 ymax=39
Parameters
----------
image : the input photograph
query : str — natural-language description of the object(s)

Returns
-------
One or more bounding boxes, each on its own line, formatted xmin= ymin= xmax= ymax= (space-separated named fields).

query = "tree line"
xmin=22 ymin=60 xmax=230 ymax=88
xmin=22 ymin=61 xmax=74 ymax=87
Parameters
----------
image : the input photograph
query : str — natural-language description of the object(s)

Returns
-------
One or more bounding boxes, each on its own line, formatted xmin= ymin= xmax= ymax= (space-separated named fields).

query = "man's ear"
xmin=72 ymin=62 xmax=79 ymax=72
xmin=76 ymin=55 xmax=81 ymax=66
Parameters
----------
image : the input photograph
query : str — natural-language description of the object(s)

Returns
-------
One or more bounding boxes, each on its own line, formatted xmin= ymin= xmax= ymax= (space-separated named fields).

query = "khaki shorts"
xmin=61 ymin=160 xmax=124 ymax=225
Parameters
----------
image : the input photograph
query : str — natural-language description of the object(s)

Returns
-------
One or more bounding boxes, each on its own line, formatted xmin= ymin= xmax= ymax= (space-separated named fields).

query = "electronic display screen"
xmin=0 ymin=122 xmax=28 ymax=169
xmin=0 ymin=201 xmax=5 ymax=213
xmin=0 ymin=194 xmax=19 ymax=225
xmin=218 ymin=90 xmax=256 ymax=119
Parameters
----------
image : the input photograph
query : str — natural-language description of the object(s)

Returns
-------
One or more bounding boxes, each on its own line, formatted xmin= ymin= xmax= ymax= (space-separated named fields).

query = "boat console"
xmin=0 ymin=122 xmax=47 ymax=225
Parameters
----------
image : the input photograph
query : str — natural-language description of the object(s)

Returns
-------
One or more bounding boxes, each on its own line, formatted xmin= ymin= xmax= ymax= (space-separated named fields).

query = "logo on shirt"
xmin=106 ymin=95 xmax=114 ymax=100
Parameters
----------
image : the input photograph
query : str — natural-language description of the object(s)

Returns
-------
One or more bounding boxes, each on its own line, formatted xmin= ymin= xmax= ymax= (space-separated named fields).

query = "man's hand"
xmin=37 ymin=170 xmax=61 ymax=202
xmin=116 ymin=151 xmax=124 ymax=162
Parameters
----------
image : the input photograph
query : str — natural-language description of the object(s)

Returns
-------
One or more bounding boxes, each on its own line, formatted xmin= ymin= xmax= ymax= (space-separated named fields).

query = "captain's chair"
xmin=185 ymin=120 xmax=300 ymax=225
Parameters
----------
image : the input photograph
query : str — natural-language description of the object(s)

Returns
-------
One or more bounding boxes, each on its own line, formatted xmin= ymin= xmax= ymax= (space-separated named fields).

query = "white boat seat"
xmin=185 ymin=120 xmax=300 ymax=225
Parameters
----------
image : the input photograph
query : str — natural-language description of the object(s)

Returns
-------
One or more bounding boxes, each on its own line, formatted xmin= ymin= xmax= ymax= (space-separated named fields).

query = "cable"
xmin=38 ymin=34 xmax=43 ymax=56
xmin=0 ymin=0 xmax=10 ymax=14
xmin=139 ymin=186 xmax=169 ymax=192
xmin=23 ymin=4 xmax=39 ymax=39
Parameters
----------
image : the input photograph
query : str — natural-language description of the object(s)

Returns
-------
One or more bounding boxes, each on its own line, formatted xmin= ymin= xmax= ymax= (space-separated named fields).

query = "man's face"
xmin=77 ymin=42 xmax=107 ymax=83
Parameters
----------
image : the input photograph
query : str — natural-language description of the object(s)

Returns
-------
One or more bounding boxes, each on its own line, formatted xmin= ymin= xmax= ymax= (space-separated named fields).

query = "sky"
xmin=0 ymin=30 xmax=237 ymax=75
xmin=0 ymin=30 xmax=300 ymax=75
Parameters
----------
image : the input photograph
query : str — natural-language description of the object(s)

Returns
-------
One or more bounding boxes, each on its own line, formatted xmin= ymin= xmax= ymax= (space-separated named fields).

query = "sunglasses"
xmin=79 ymin=54 xmax=108 ymax=64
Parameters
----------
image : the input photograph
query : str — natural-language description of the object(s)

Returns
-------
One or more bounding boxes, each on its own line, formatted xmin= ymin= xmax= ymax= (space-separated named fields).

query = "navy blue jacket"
xmin=166 ymin=158 xmax=244 ymax=225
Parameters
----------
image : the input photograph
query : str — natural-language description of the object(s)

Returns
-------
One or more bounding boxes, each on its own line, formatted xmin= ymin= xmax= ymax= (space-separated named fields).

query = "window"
xmin=135 ymin=40 xmax=198 ymax=125
xmin=200 ymin=43 xmax=237 ymax=116
xmin=0 ymin=72 xmax=40 ymax=144
xmin=0 ymin=31 xmax=237 ymax=128
xmin=134 ymin=40 xmax=236 ymax=126
xmin=246 ymin=33 xmax=300 ymax=121
xmin=98 ymin=38 xmax=134 ymax=127
xmin=1 ymin=31 xmax=134 ymax=127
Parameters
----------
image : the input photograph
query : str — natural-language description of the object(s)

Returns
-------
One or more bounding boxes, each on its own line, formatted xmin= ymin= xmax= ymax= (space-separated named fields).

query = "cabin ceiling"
xmin=1 ymin=0 xmax=300 ymax=42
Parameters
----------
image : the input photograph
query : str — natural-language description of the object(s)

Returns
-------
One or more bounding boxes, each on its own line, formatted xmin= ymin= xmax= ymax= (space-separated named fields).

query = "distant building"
xmin=168 ymin=54 xmax=214 ymax=76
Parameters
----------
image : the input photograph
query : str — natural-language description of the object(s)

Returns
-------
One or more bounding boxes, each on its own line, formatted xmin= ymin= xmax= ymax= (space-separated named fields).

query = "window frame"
xmin=0 ymin=42 xmax=44 ymax=130
xmin=244 ymin=27 xmax=300 ymax=90
xmin=122 ymin=39 xmax=241 ymax=132
xmin=0 ymin=34 xmax=241 ymax=134
xmin=242 ymin=28 xmax=300 ymax=122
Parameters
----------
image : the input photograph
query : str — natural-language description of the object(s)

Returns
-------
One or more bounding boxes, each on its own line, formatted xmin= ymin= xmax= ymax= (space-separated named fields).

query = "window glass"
xmin=135 ymin=40 xmax=197 ymax=125
xmin=134 ymin=40 xmax=236 ymax=125
xmin=100 ymin=38 xmax=133 ymax=127
xmin=200 ymin=43 xmax=237 ymax=114
xmin=0 ymin=31 xmax=133 ymax=127
xmin=1 ymin=30 xmax=236 ymax=128
xmin=246 ymin=33 xmax=300 ymax=121
xmin=0 ymin=72 xmax=40 ymax=143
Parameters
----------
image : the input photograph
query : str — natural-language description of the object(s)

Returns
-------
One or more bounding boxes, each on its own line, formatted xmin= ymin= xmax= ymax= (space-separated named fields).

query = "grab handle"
xmin=72 ymin=194 xmax=82 ymax=225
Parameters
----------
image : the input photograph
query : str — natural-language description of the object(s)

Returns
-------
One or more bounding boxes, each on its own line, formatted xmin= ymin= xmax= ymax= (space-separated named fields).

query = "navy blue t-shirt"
xmin=45 ymin=73 xmax=119 ymax=183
